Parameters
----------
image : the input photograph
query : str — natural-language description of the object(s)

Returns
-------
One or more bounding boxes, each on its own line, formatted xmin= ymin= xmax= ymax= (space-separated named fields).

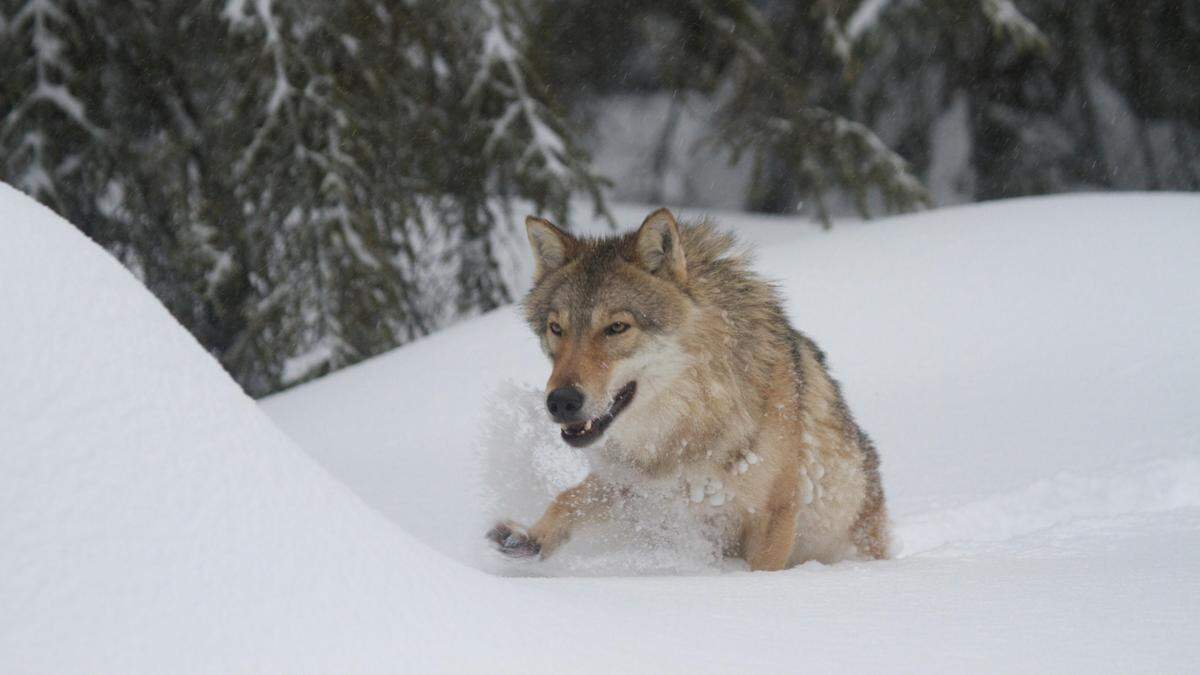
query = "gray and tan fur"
xmin=487 ymin=208 xmax=889 ymax=570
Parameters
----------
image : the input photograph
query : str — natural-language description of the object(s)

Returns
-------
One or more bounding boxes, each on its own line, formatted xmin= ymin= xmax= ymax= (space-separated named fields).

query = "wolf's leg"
xmin=741 ymin=472 xmax=800 ymax=571
xmin=487 ymin=474 xmax=613 ymax=559
xmin=527 ymin=474 xmax=613 ymax=557
xmin=742 ymin=506 xmax=799 ymax=570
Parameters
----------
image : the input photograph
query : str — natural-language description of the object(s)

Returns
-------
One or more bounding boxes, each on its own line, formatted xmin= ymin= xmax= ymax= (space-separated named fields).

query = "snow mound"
xmin=262 ymin=194 xmax=1200 ymax=670
xmin=268 ymin=194 xmax=1200 ymax=573
xmin=0 ymin=183 xmax=521 ymax=672
xmin=6 ymin=184 xmax=1199 ymax=672
xmin=897 ymin=454 xmax=1200 ymax=556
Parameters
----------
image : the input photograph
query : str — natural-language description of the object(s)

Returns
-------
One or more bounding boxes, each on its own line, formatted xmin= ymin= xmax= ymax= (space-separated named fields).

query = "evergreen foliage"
xmin=534 ymin=0 xmax=1198 ymax=216
xmin=3 ymin=0 xmax=1196 ymax=393
xmin=846 ymin=0 xmax=1200 ymax=200
xmin=1 ymin=0 xmax=605 ymax=394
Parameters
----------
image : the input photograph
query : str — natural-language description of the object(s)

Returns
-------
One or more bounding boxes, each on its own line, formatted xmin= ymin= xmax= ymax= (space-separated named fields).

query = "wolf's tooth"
xmin=584 ymin=419 xmax=593 ymax=431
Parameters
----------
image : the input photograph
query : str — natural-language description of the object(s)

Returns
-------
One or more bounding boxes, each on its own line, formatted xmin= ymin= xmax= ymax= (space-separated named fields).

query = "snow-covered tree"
xmin=532 ymin=0 xmax=1198 ymax=219
xmin=706 ymin=0 xmax=931 ymax=222
xmin=5 ymin=0 xmax=1195 ymax=394
xmin=0 ymin=0 xmax=114 ymax=236
xmin=528 ymin=0 xmax=931 ymax=224
xmin=0 ymin=0 xmax=607 ymax=395
xmin=842 ymin=0 xmax=1200 ymax=203
xmin=216 ymin=0 xmax=607 ymax=391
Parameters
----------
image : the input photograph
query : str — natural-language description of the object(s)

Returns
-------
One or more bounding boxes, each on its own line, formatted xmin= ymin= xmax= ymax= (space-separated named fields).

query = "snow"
xmin=30 ymin=82 xmax=99 ymax=137
xmin=981 ymin=0 xmax=1048 ymax=49
xmin=3 ymin=180 xmax=1199 ymax=671
xmin=927 ymin=91 xmax=974 ymax=205
xmin=585 ymin=93 xmax=754 ymax=209
xmin=846 ymin=0 xmax=892 ymax=41
xmin=263 ymin=193 xmax=1200 ymax=667
xmin=280 ymin=337 xmax=336 ymax=384
xmin=0 ymin=183 xmax=530 ymax=672
xmin=469 ymin=0 xmax=572 ymax=181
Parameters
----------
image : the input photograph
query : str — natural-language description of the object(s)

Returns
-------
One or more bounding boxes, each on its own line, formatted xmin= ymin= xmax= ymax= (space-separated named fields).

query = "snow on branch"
xmin=463 ymin=0 xmax=609 ymax=224
xmin=846 ymin=0 xmax=894 ymax=43
xmin=468 ymin=0 xmax=570 ymax=183
xmin=3 ymin=0 xmax=106 ymax=202
xmin=723 ymin=104 xmax=929 ymax=225
xmin=980 ymin=0 xmax=1048 ymax=52
xmin=689 ymin=0 xmax=927 ymax=223
xmin=7 ymin=0 xmax=102 ymax=136
xmin=226 ymin=0 xmax=295 ymax=177
xmin=844 ymin=0 xmax=1047 ymax=54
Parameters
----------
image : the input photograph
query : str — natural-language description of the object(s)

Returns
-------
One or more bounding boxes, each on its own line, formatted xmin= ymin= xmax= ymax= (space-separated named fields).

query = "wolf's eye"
xmin=605 ymin=321 xmax=629 ymax=336
xmin=548 ymin=321 xmax=562 ymax=336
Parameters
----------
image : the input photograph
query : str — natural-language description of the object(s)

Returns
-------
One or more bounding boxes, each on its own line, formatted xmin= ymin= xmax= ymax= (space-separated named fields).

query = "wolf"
xmin=486 ymin=208 xmax=889 ymax=570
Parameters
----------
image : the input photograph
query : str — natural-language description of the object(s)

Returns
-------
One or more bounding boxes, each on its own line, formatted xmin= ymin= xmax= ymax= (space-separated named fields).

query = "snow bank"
xmin=265 ymin=193 xmax=1200 ymax=671
xmin=5 ymin=181 xmax=1199 ymax=672
xmin=267 ymin=194 xmax=1200 ymax=568
xmin=0 ymin=183 xmax=529 ymax=672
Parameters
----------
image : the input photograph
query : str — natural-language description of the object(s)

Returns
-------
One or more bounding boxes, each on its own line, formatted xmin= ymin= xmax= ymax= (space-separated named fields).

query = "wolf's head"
xmin=522 ymin=208 xmax=694 ymax=449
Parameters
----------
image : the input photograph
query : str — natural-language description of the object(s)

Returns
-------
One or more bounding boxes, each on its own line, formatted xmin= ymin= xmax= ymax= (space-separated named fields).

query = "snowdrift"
xmin=265 ymin=193 xmax=1200 ymax=670
xmin=266 ymin=194 xmax=1200 ymax=567
xmin=3 ymin=181 xmax=1199 ymax=672
xmin=0 ymin=183 xmax=536 ymax=672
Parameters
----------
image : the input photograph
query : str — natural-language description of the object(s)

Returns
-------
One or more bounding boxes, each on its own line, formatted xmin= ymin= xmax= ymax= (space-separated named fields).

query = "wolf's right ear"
xmin=525 ymin=216 xmax=576 ymax=280
xmin=636 ymin=208 xmax=687 ymax=283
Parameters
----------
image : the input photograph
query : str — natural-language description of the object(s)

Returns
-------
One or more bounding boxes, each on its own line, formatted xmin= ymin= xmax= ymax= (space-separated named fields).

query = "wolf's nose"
xmin=546 ymin=387 xmax=585 ymax=422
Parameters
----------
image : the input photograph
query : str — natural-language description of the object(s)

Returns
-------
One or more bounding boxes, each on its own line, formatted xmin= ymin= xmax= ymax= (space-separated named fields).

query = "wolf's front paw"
xmin=486 ymin=520 xmax=542 ymax=559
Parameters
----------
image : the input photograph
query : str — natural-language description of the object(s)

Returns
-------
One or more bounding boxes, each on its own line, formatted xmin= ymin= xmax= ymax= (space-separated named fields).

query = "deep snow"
xmin=0 ymin=183 xmax=551 ymax=672
xmin=3 ymin=181 xmax=1199 ymax=672
xmin=264 ymin=194 xmax=1200 ymax=669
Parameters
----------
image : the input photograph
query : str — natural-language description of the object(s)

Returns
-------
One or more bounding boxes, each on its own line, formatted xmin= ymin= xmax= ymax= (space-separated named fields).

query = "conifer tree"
xmin=0 ymin=0 xmax=606 ymax=395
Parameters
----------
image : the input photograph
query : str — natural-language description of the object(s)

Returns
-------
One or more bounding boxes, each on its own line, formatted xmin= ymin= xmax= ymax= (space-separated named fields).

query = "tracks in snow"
xmin=894 ymin=453 xmax=1200 ymax=557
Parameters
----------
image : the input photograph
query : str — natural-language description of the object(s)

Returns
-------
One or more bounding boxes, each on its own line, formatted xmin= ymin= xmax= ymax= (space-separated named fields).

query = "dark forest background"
xmin=3 ymin=0 xmax=1198 ymax=396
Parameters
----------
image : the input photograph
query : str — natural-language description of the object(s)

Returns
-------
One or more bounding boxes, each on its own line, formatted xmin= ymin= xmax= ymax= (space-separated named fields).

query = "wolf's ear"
xmin=525 ymin=215 xmax=576 ymax=279
xmin=635 ymin=208 xmax=687 ymax=283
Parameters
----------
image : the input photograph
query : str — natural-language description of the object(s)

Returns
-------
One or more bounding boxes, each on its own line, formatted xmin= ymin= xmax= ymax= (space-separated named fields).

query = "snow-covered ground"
xmin=3 ymin=181 xmax=1199 ymax=672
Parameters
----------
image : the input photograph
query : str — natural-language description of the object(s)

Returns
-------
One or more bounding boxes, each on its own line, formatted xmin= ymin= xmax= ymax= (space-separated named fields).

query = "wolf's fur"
xmin=488 ymin=208 xmax=889 ymax=570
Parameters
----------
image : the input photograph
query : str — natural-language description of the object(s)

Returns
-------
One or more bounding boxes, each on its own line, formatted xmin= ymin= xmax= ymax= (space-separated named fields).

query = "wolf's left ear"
xmin=526 ymin=215 xmax=576 ymax=280
xmin=636 ymin=208 xmax=687 ymax=283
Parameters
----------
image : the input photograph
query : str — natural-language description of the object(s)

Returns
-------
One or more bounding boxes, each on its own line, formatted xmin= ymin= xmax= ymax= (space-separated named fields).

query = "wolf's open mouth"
xmin=560 ymin=381 xmax=636 ymax=448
